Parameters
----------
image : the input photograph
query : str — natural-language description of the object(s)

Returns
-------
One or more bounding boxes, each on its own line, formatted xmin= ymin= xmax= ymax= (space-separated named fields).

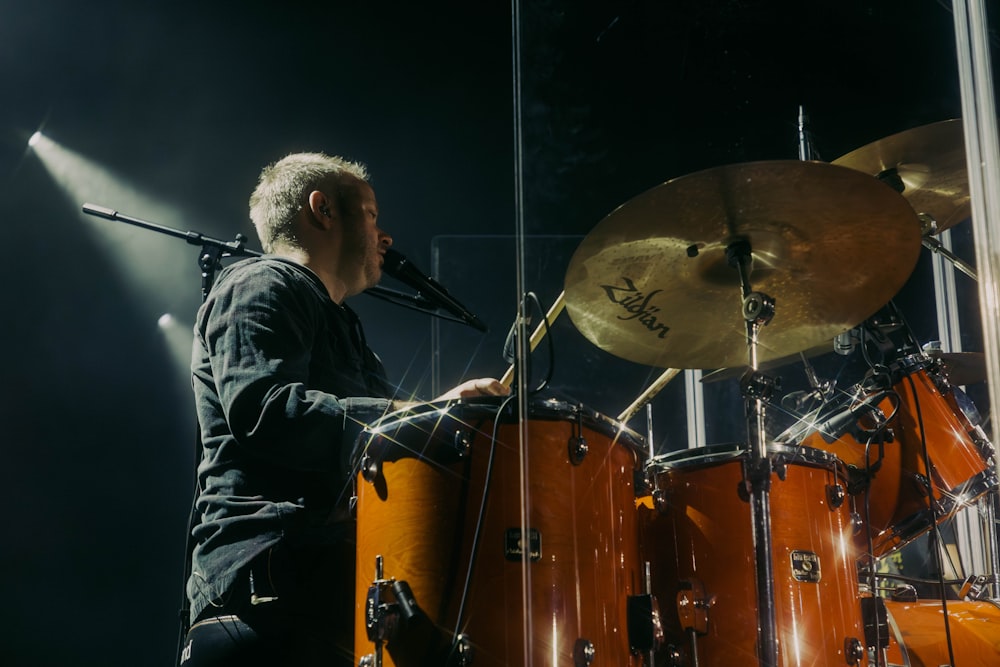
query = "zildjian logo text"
xmin=600 ymin=277 xmax=670 ymax=339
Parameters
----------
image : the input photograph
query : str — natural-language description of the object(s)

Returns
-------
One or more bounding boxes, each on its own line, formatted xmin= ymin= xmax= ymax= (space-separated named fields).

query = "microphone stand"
xmin=81 ymin=203 xmax=261 ymax=298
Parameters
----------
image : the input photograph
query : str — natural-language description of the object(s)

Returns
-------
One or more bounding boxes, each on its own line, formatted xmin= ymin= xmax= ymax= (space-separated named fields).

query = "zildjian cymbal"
xmin=833 ymin=119 xmax=969 ymax=235
xmin=564 ymin=160 xmax=923 ymax=369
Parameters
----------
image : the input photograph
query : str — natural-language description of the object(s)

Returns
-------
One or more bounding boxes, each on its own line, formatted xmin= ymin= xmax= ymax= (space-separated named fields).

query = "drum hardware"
xmin=569 ymin=409 xmax=588 ymax=464
xmin=828 ymin=482 xmax=847 ymax=508
xmin=573 ymin=639 xmax=596 ymax=666
xmin=921 ymin=233 xmax=978 ymax=281
xmin=631 ymin=561 xmax=665 ymax=664
xmin=957 ymin=573 xmax=997 ymax=600
xmin=887 ymin=584 xmax=918 ymax=602
xmin=451 ymin=635 xmax=474 ymax=666
xmin=627 ymin=593 xmax=663 ymax=654
xmin=499 ymin=291 xmax=565 ymax=388
xmin=861 ymin=596 xmax=890 ymax=654
xmin=725 ymin=236 xmax=782 ymax=667
xmin=851 ymin=511 xmax=865 ymax=536
xmin=844 ymin=638 xmax=866 ymax=665
xmin=675 ymin=578 xmax=711 ymax=667
xmin=361 ymin=555 xmax=424 ymax=667
xmin=924 ymin=345 xmax=989 ymax=387
xmin=675 ymin=579 xmax=711 ymax=635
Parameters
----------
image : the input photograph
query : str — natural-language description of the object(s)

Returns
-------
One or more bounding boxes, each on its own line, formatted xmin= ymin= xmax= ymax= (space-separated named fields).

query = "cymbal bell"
xmin=564 ymin=161 xmax=922 ymax=369
xmin=833 ymin=119 xmax=969 ymax=234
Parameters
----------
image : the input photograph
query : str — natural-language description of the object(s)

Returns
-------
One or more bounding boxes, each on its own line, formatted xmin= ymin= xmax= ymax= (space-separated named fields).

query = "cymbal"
xmin=564 ymin=161 xmax=922 ymax=369
xmin=832 ymin=119 xmax=969 ymax=234
xmin=937 ymin=351 xmax=987 ymax=386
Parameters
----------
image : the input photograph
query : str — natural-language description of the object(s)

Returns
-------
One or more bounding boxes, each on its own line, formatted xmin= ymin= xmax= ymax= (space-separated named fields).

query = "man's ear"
xmin=307 ymin=190 xmax=335 ymax=229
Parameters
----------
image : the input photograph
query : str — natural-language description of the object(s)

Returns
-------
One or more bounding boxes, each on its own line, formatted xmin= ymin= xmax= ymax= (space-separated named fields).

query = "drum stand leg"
xmin=962 ymin=486 xmax=1000 ymax=600
xmin=982 ymin=486 xmax=1000 ymax=599
xmin=359 ymin=555 xmax=423 ymax=667
xmin=728 ymin=240 xmax=780 ymax=667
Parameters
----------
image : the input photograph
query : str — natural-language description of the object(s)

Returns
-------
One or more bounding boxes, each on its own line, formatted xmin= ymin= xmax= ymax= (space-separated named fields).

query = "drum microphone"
xmin=381 ymin=248 xmax=488 ymax=332
xmin=812 ymin=390 xmax=888 ymax=444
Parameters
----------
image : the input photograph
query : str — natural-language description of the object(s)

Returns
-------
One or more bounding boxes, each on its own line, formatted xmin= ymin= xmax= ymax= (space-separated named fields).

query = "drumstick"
xmin=500 ymin=291 xmax=566 ymax=388
xmin=617 ymin=368 xmax=682 ymax=423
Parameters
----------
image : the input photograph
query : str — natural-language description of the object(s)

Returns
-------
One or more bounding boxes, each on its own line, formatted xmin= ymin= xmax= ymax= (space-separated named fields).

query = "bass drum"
xmin=882 ymin=599 xmax=1000 ymax=665
xmin=639 ymin=444 xmax=869 ymax=666
xmin=353 ymin=397 xmax=647 ymax=667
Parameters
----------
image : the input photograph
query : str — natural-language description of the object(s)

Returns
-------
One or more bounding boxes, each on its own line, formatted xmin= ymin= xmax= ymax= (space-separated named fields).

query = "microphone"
xmin=834 ymin=329 xmax=858 ymax=356
xmin=813 ymin=390 xmax=888 ymax=444
xmin=797 ymin=105 xmax=821 ymax=161
xmin=381 ymin=248 xmax=488 ymax=332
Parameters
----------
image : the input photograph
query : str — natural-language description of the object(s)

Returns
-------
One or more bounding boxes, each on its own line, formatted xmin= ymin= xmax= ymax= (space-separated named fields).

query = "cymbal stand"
xmin=727 ymin=239 xmax=779 ymax=667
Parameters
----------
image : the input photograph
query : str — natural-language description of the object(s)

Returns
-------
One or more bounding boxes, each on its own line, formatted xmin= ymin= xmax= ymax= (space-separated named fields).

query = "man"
xmin=180 ymin=152 xmax=507 ymax=666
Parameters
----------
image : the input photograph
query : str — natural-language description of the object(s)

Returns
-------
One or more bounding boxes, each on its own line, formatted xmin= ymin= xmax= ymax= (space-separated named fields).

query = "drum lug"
xmin=662 ymin=645 xmax=684 ymax=666
xmin=452 ymin=634 xmax=474 ymax=666
xmin=572 ymin=638 xmax=595 ymax=666
xmin=850 ymin=511 xmax=864 ymax=535
xmin=827 ymin=482 xmax=846 ymax=509
xmin=568 ymin=435 xmax=588 ymax=465
xmin=676 ymin=578 xmax=711 ymax=634
xmin=360 ymin=453 xmax=381 ymax=483
xmin=454 ymin=429 xmax=472 ymax=457
xmin=844 ymin=636 xmax=865 ymax=665
xmin=652 ymin=487 xmax=669 ymax=513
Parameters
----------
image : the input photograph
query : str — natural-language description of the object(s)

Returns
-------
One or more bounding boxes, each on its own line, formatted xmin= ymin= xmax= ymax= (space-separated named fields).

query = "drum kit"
xmin=352 ymin=120 xmax=1000 ymax=666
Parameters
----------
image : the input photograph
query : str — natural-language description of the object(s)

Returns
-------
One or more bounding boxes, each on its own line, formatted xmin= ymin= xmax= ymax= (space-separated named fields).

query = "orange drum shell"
xmin=886 ymin=599 xmax=1000 ymax=664
xmin=640 ymin=447 xmax=868 ymax=667
xmin=355 ymin=410 xmax=644 ymax=667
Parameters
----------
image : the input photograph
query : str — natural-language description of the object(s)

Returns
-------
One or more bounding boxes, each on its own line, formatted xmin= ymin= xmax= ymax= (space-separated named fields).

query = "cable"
xmin=902 ymin=371 xmax=958 ymax=667
xmin=448 ymin=393 xmax=518 ymax=659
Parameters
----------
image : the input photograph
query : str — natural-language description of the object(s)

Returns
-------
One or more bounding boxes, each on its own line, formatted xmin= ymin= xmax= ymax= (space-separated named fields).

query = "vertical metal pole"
xmin=953 ymin=0 xmax=1000 ymax=597
xmin=729 ymin=241 xmax=778 ymax=667
xmin=685 ymin=369 xmax=707 ymax=450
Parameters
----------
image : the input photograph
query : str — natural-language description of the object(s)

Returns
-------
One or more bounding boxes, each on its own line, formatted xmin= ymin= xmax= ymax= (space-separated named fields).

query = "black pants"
xmin=180 ymin=543 xmax=355 ymax=667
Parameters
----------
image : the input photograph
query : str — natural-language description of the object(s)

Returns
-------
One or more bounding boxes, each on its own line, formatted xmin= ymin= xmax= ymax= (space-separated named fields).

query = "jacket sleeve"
xmin=196 ymin=263 xmax=394 ymax=472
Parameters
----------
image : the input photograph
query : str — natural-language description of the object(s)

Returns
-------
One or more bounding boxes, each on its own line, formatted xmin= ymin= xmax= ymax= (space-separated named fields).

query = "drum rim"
xmin=365 ymin=395 xmax=646 ymax=452
xmin=879 ymin=466 xmax=1000 ymax=553
xmin=647 ymin=442 xmax=842 ymax=470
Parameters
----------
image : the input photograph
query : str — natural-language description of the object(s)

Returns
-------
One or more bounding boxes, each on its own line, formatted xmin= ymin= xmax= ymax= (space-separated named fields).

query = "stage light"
xmin=29 ymin=132 xmax=204 ymax=322
xmin=157 ymin=313 xmax=194 ymax=388
xmin=28 ymin=131 xmax=42 ymax=147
